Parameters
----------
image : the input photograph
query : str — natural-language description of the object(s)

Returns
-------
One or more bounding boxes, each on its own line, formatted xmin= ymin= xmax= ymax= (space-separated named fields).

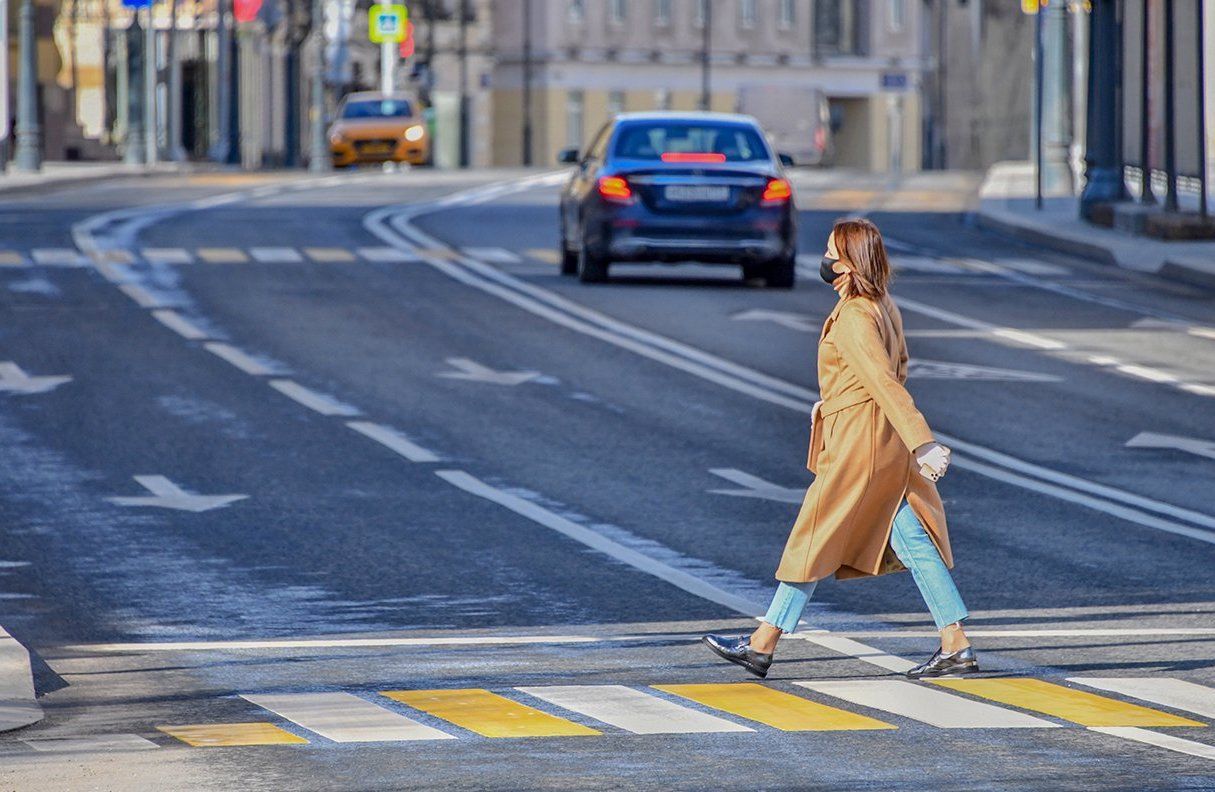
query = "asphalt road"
xmin=0 ymin=167 xmax=1213 ymax=791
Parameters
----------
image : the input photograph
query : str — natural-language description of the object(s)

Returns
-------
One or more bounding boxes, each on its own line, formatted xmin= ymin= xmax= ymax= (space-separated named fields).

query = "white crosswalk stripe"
xmin=516 ymin=685 xmax=753 ymax=735
xmin=462 ymin=246 xmax=522 ymax=264
xmin=242 ymin=692 xmax=455 ymax=743
xmin=23 ymin=734 xmax=159 ymax=752
xmin=249 ymin=247 xmax=304 ymax=263
xmin=1071 ymin=678 xmax=1215 ymax=720
xmin=793 ymin=680 xmax=1060 ymax=729
xmin=1090 ymin=726 xmax=1215 ymax=761
xmin=31 ymin=248 xmax=87 ymax=267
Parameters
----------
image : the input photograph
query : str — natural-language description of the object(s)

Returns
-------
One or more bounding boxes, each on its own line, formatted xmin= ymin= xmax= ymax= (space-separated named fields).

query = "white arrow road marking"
xmin=707 ymin=468 xmax=806 ymax=503
xmin=907 ymin=359 xmax=1062 ymax=382
xmin=1126 ymin=432 xmax=1215 ymax=461
xmin=437 ymin=357 xmax=541 ymax=386
xmin=106 ymin=475 xmax=248 ymax=513
xmin=0 ymin=362 xmax=72 ymax=395
xmin=730 ymin=309 xmax=818 ymax=333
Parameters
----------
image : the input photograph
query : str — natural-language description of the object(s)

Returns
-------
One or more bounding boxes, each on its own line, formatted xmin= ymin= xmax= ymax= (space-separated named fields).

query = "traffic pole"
xmin=308 ymin=0 xmax=329 ymax=171
xmin=381 ymin=39 xmax=395 ymax=93
xmin=1034 ymin=4 xmax=1043 ymax=209
xmin=124 ymin=10 xmax=147 ymax=165
xmin=13 ymin=0 xmax=41 ymax=171
xmin=0 ymin=0 xmax=10 ymax=171
xmin=145 ymin=4 xmax=158 ymax=165
xmin=699 ymin=0 xmax=711 ymax=111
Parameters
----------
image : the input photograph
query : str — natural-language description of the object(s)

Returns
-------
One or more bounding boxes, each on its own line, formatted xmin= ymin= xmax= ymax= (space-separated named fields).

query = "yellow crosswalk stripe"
xmin=304 ymin=247 xmax=356 ymax=262
xmin=197 ymin=247 xmax=249 ymax=263
xmin=931 ymin=678 xmax=1206 ymax=727
xmin=654 ymin=683 xmax=897 ymax=732
xmin=381 ymin=688 xmax=601 ymax=738
xmin=0 ymin=250 xmax=24 ymax=265
xmin=157 ymin=722 xmax=308 ymax=747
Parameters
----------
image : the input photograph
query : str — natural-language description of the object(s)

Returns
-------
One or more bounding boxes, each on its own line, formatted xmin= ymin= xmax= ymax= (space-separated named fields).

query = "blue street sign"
xmin=122 ymin=0 xmax=152 ymax=8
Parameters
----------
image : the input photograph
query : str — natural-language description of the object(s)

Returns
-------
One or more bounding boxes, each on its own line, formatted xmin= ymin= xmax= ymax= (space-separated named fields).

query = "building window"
xmin=566 ymin=90 xmax=585 ymax=148
xmin=740 ymin=0 xmax=756 ymax=29
xmin=814 ymin=0 xmax=868 ymax=56
xmin=655 ymin=0 xmax=671 ymax=25
xmin=608 ymin=90 xmax=626 ymax=117
xmin=568 ymin=0 xmax=585 ymax=23
xmin=779 ymin=0 xmax=794 ymax=29
xmin=889 ymin=0 xmax=905 ymax=32
xmin=609 ymin=0 xmax=626 ymax=24
xmin=694 ymin=0 xmax=707 ymax=28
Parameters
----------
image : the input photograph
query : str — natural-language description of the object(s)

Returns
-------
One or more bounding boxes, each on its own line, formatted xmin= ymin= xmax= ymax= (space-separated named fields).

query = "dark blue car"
xmin=558 ymin=112 xmax=797 ymax=287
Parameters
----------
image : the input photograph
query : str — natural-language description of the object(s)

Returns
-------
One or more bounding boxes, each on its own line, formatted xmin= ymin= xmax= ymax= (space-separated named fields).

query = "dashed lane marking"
xmin=517 ymin=685 xmax=753 ymax=735
xmin=23 ymin=734 xmax=159 ymax=752
xmin=118 ymin=283 xmax=166 ymax=309
xmin=241 ymin=692 xmax=455 ymax=743
xmin=931 ymin=678 xmax=1206 ymax=727
xmin=196 ymin=247 xmax=249 ymax=264
xmin=205 ymin=342 xmax=278 ymax=376
xmin=346 ymin=421 xmax=440 ymax=463
xmin=268 ymin=379 xmax=361 ymax=417
xmin=0 ymin=250 xmax=25 ymax=265
xmin=1071 ymin=678 xmax=1215 ymax=720
xmin=158 ymin=722 xmax=308 ymax=747
xmin=30 ymin=248 xmax=87 ymax=266
xmin=304 ymin=247 xmax=357 ymax=263
xmin=794 ymin=680 xmax=1059 ymax=729
xmin=141 ymin=247 xmax=194 ymax=264
xmin=151 ymin=310 xmax=209 ymax=340
xmin=381 ymin=689 xmax=602 ymax=738
xmin=654 ymin=683 xmax=896 ymax=732
xmin=249 ymin=246 xmax=304 ymax=263
xmin=356 ymin=246 xmax=419 ymax=262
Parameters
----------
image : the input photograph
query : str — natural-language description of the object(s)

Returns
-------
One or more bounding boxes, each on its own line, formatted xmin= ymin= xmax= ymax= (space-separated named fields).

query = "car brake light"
xmin=597 ymin=176 xmax=634 ymax=203
xmin=660 ymin=152 xmax=727 ymax=163
xmin=762 ymin=178 xmax=792 ymax=204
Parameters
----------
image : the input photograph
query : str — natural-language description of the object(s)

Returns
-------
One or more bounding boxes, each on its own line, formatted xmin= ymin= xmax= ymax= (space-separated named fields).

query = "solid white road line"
xmin=435 ymin=469 xmax=765 ymax=617
xmin=516 ymin=685 xmax=752 ymax=735
xmin=1089 ymin=726 xmax=1215 ymax=761
xmin=205 ymin=342 xmax=277 ymax=376
xmin=1071 ymin=678 xmax=1215 ymax=720
xmin=347 ymin=421 xmax=440 ymax=463
xmin=794 ymin=680 xmax=1059 ymax=729
xmin=269 ymin=380 xmax=361 ymax=417
xmin=23 ymin=734 xmax=158 ymax=752
xmin=249 ymin=247 xmax=304 ymax=263
xmin=118 ymin=283 xmax=165 ymax=309
xmin=241 ymin=692 xmax=455 ymax=742
xmin=151 ymin=310 xmax=209 ymax=340
xmin=72 ymin=634 xmax=607 ymax=652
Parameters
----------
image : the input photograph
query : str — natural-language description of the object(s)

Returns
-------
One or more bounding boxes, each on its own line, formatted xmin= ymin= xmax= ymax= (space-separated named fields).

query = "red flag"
xmin=234 ymin=0 xmax=261 ymax=23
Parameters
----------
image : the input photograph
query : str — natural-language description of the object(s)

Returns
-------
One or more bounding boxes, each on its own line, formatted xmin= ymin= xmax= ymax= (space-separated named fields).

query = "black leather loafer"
xmin=702 ymin=634 xmax=773 ymax=679
xmin=905 ymin=645 xmax=979 ymax=679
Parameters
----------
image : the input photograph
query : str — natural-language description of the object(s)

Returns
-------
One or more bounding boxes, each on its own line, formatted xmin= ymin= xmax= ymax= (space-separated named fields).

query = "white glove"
xmin=915 ymin=441 xmax=951 ymax=482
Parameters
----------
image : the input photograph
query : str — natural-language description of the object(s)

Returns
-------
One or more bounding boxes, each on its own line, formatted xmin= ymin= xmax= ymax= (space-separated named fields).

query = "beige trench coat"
xmin=775 ymin=293 xmax=952 ymax=583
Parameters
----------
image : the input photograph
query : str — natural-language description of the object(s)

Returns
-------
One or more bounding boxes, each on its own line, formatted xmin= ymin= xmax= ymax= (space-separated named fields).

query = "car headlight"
xmin=403 ymin=124 xmax=425 ymax=142
xmin=329 ymin=132 xmax=345 ymax=145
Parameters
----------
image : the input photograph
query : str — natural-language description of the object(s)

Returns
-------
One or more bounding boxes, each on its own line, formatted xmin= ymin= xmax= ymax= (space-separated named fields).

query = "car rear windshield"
xmin=612 ymin=123 xmax=770 ymax=162
xmin=342 ymin=99 xmax=413 ymax=119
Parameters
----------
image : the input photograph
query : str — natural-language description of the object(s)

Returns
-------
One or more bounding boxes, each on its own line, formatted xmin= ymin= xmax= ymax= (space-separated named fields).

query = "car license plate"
xmin=360 ymin=143 xmax=392 ymax=154
xmin=665 ymin=185 xmax=729 ymax=202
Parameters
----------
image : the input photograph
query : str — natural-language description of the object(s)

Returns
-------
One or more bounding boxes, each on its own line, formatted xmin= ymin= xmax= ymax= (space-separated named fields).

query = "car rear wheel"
xmin=559 ymin=219 xmax=578 ymax=275
xmin=765 ymin=254 xmax=796 ymax=289
xmin=577 ymin=240 xmax=609 ymax=284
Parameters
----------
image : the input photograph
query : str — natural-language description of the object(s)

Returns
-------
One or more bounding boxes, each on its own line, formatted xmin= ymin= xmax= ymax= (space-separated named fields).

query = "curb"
xmin=0 ymin=624 xmax=43 ymax=732
xmin=971 ymin=208 xmax=1215 ymax=292
xmin=0 ymin=162 xmax=198 ymax=200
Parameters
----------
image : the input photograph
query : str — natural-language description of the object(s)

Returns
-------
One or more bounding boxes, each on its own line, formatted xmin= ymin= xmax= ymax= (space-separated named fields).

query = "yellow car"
xmin=329 ymin=92 xmax=429 ymax=167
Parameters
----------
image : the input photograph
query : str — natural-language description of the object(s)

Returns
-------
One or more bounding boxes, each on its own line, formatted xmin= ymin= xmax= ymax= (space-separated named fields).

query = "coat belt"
xmin=818 ymin=390 xmax=874 ymax=416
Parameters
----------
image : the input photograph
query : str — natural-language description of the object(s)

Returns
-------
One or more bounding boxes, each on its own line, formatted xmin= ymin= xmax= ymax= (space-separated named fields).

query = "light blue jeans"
xmin=764 ymin=502 xmax=968 ymax=632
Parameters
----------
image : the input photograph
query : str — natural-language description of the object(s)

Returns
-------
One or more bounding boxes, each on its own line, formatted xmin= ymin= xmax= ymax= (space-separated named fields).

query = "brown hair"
xmin=832 ymin=217 xmax=892 ymax=299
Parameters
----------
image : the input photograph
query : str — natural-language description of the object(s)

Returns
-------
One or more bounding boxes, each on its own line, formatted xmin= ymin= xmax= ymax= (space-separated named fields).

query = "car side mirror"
xmin=557 ymin=147 xmax=579 ymax=164
xmin=778 ymin=152 xmax=795 ymax=168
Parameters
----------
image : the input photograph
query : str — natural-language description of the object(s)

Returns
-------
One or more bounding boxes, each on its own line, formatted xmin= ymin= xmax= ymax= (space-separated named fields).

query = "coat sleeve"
xmin=833 ymin=301 xmax=934 ymax=452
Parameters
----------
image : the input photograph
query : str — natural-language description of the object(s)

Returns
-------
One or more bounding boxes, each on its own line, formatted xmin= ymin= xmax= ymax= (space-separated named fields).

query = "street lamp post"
xmin=521 ymin=0 xmax=532 ymax=166
xmin=124 ymin=10 xmax=147 ymax=165
xmin=458 ymin=0 xmax=469 ymax=168
xmin=145 ymin=4 xmax=158 ymax=164
xmin=1079 ymin=0 xmax=1125 ymax=219
xmin=307 ymin=0 xmax=329 ymax=171
xmin=699 ymin=0 xmax=711 ymax=111
xmin=13 ymin=0 xmax=41 ymax=171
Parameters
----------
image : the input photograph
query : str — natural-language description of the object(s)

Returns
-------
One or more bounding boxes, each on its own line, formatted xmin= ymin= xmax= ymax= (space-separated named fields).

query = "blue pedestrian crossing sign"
xmin=370 ymin=4 xmax=408 ymax=43
xmin=122 ymin=0 xmax=152 ymax=7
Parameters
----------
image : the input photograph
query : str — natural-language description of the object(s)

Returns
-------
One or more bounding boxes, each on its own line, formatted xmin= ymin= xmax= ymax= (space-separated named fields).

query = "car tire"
xmin=577 ymin=240 xmax=609 ymax=284
xmin=766 ymin=254 xmax=796 ymax=289
xmin=559 ymin=218 xmax=578 ymax=275
xmin=741 ymin=263 xmax=765 ymax=283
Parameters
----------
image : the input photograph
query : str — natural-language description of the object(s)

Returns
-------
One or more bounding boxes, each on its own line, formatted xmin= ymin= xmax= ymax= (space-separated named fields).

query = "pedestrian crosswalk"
xmin=111 ymin=676 xmax=1215 ymax=752
xmin=0 ymin=245 xmax=542 ymax=268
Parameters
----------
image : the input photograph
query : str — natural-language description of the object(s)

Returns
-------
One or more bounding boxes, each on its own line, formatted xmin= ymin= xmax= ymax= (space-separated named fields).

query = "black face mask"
xmin=820 ymin=256 xmax=842 ymax=284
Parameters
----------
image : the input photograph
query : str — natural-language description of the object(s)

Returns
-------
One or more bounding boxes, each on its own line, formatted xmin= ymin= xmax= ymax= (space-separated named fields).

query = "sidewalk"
xmin=0 ymin=625 xmax=41 ymax=732
xmin=0 ymin=161 xmax=192 ymax=198
xmin=972 ymin=161 xmax=1215 ymax=290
